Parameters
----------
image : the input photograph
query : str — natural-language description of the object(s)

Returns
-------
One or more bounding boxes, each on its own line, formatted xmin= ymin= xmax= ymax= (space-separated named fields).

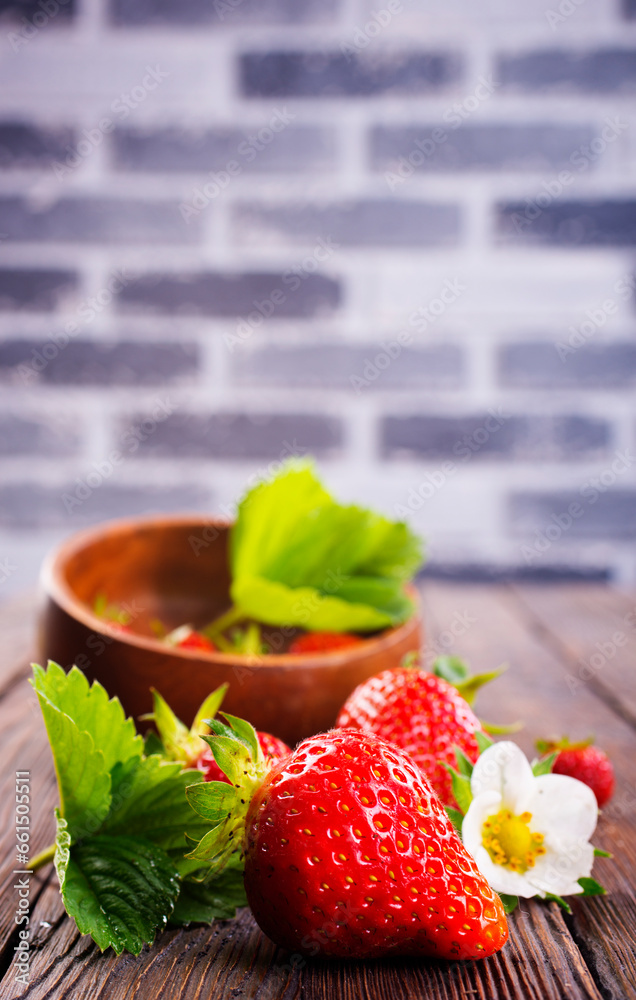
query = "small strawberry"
xmin=176 ymin=630 xmax=217 ymax=653
xmin=164 ymin=624 xmax=217 ymax=653
xmin=186 ymin=723 xmax=508 ymax=960
xmin=337 ymin=663 xmax=485 ymax=808
xmin=197 ymin=730 xmax=290 ymax=783
xmin=288 ymin=631 xmax=362 ymax=655
xmin=537 ymin=738 xmax=614 ymax=808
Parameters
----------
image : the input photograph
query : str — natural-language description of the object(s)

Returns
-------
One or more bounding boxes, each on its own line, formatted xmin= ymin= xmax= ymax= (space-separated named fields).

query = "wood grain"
xmin=1 ymin=586 xmax=635 ymax=999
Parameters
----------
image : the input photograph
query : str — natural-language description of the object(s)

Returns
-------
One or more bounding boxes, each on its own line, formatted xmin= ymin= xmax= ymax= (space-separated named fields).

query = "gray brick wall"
xmin=1 ymin=0 xmax=636 ymax=598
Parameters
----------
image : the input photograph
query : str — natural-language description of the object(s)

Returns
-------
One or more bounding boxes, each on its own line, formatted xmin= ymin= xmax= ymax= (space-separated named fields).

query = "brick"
xmin=111 ymin=0 xmax=338 ymax=26
xmin=117 ymin=271 xmax=341 ymax=318
xmin=0 ymin=197 xmax=200 ymax=244
xmin=232 ymin=343 xmax=464 ymax=390
xmin=124 ymin=412 xmax=343 ymax=459
xmin=0 ymin=483 xmax=210 ymax=528
xmin=497 ymin=50 xmax=636 ymax=92
xmin=0 ymin=414 xmax=80 ymax=456
xmin=0 ymin=339 xmax=199 ymax=385
xmin=509 ymin=491 xmax=636 ymax=540
xmin=240 ymin=51 xmax=460 ymax=98
xmin=0 ymin=122 xmax=75 ymax=168
xmin=499 ymin=343 xmax=636 ymax=389
xmin=382 ymin=413 xmax=609 ymax=461
xmin=371 ymin=124 xmax=596 ymax=173
xmin=419 ymin=561 xmax=610 ymax=583
xmin=0 ymin=0 xmax=75 ymax=21
xmin=496 ymin=200 xmax=636 ymax=247
xmin=114 ymin=125 xmax=336 ymax=173
xmin=233 ymin=200 xmax=460 ymax=248
xmin=0 ymin=269 xmax=77 ymax=310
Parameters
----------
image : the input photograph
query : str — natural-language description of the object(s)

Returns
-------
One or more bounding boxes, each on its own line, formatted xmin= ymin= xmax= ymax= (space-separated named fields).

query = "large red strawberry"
xmin=337 ymin=666 xmax=484 ymax=808
xmin=537 ymin=737 xmax=614 ymax=807
xmin=192 ymin=725 xmax=508 ymax=960
xmin=288 ymin=631 xmax=362 ymax=655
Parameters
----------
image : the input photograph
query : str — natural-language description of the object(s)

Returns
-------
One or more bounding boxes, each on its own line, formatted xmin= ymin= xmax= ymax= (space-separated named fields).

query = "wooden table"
xmin=1 ymin=583 xmax=636 ymax=1000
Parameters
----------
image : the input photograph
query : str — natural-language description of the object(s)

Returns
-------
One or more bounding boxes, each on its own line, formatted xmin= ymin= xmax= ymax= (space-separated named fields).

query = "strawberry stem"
xmin=202 ymin=605 xmax=247 ymax=649
xmin=28 ymin=843 xmax=56 ymax=871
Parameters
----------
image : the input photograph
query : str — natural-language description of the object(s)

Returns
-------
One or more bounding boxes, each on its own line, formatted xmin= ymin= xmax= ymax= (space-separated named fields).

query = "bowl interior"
xmin=60 ymin=518 xmax=235 ymax=639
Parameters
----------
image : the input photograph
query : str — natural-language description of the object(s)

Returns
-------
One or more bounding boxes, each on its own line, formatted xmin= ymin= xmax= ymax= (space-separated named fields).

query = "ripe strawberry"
xmin=537 ymin=738 xmax=614 ymax=808
xmin=289 ymin=631 xmax=362 ymax=655
xmin=197 ymin=730 xmax=290 ymax=783
xmin=175 ymin=630 xmax=217 ymax=653
xmin=242 ymin=728 xmax=508 ymax=960
xmin=337 ymin=667 xmax=484 ymax=808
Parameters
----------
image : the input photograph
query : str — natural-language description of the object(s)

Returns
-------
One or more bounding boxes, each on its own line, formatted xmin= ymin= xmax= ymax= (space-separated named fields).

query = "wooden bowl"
xmin=37 ymin=515 xmax=423 ymax=747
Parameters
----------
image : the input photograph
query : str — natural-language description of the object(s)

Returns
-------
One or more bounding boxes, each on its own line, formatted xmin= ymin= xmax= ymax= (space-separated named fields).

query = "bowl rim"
xmin=40 ymin=513 xmax=421 ymax=669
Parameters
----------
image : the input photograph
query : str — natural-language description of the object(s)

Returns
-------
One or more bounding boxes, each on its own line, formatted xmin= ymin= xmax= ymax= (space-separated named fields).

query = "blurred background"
xmin=0 ymin=0 xmax=635 ymax=600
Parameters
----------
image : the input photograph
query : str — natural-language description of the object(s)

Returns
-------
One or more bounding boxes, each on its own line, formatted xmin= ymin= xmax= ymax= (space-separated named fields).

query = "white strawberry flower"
xmin=462 ymin=741 xmax=599 ymax=899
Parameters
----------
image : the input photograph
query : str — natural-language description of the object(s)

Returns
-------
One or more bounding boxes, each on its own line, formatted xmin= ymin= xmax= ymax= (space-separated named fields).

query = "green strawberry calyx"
xmin=184 ymin=713 xmax=269 ymax=880
xmin=140 ymin=683 xmax=229 ymax=764
xmin=536 ymin=735 xmax=595 ymax=755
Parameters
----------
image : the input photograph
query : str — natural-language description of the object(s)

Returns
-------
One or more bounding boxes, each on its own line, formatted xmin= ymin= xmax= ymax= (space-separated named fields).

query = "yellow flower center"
xmin=481 ymin=809 xmax=546 ymax=873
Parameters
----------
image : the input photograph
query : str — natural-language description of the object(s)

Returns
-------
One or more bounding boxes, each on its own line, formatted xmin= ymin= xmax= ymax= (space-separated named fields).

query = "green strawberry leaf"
xmin=544 ymin=892 xmax=572 ymax=914
xmin=32 ymin=662 xmax=142 ymax=773
xmin=445 ymin=805 xmax=464 ymax=833
xmin=228 ymin=460 xmax=423 ymax=632
xmin=453 ymin=746 xmax=475 ymax=778
xmin=57 ymin=827 xmax=180 ymax=955
xmin=143 ymin=730 xmax=165 ymax=756
xmin=475 ymin=731 xmax=494 ymax=755
xmin=593 ymin=847 xmax=612 ymax=858
xmin=101 ymin=756 xmax=211 ymax=868
xmin=498 ymin=893 xmax=519 ymax=914
xmin=577 ymin=877 xmax=607 ymax=897
xmin=34 ymin=701 xmax=111 ymax=841
xmin=170 ymin=868 xmax=247 ymax=926
xmin=442 ymin=763 xmax=473 ymax=815
xmin=532 ymin=752 xmax=558 ymax=777
xmin=185 ymin=781 xmax=241 ymax=827
xmin=432 ymin=656 xmax=470 ymax=685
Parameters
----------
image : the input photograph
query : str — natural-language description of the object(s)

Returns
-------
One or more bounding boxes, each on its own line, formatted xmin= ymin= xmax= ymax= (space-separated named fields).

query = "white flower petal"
xmin=470 ymin=846 xmax=538 ymax=898
xmin=470 ymin=741 xmax=535 ymax=813
xmin=528 ymin=774 xmax=598 ymax=843
xmin=527 ymin=842 xmax=595 ymax=898
xmin=462 ymin=790 xmax=501 ymax=856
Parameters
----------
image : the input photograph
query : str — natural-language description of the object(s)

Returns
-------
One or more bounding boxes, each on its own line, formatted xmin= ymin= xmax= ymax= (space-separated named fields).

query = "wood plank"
xmin=0 ymin=592 xmax=37 ymax=694
xmin=420 ymin=582 xmax=636 ymax=999
xmin=510 ymin=584 xmax=636 ymax=728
